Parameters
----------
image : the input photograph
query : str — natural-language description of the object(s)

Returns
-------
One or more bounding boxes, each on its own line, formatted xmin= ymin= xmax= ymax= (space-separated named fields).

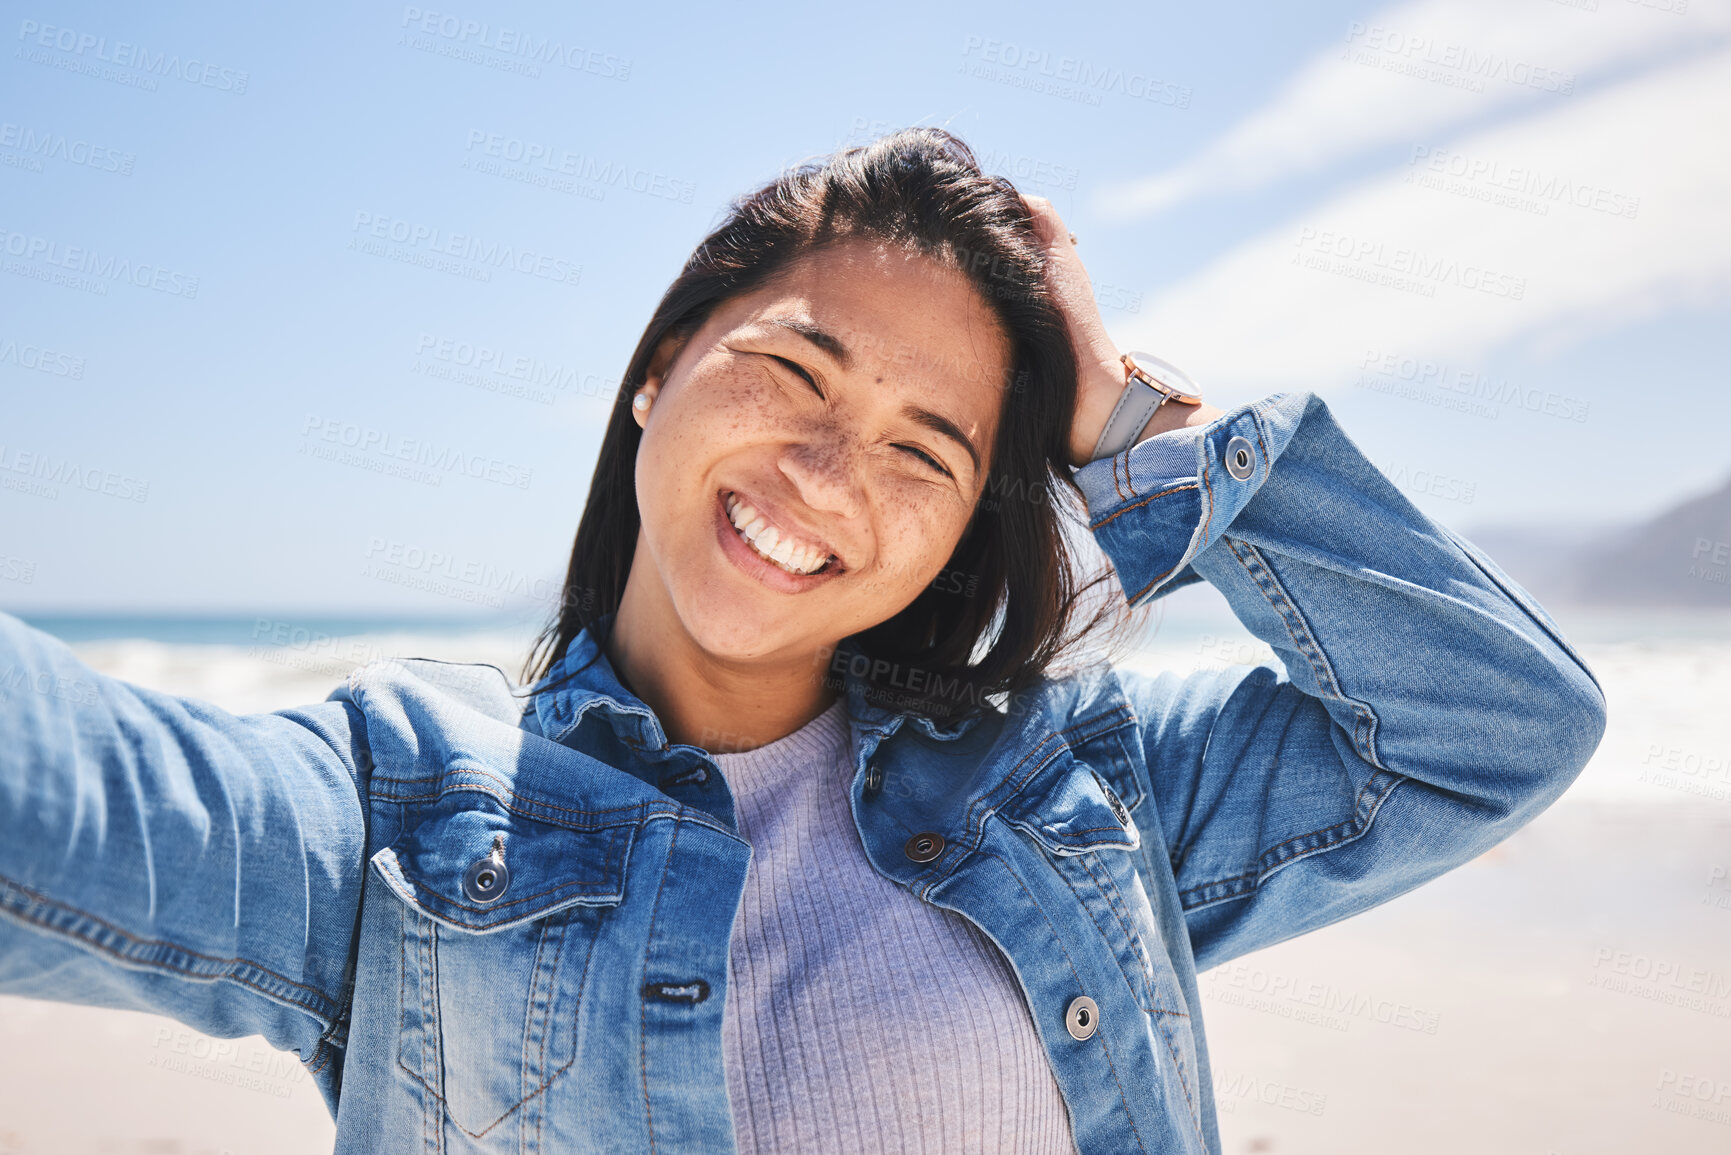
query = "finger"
xmin=1020 ymin=194 xmax=1064 ymax=245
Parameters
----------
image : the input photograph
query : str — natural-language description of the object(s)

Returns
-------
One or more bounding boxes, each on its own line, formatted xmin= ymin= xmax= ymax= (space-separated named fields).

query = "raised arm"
xmin=1072 ymin=391 xmax=1607 ymax=971
xmin=0 ymin=612 xmax=372 ymax=1097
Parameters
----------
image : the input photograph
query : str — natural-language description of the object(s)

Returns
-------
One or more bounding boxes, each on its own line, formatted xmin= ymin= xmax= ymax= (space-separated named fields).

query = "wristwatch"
xmin=1088 ymin=351 xmax=1204 ymax=462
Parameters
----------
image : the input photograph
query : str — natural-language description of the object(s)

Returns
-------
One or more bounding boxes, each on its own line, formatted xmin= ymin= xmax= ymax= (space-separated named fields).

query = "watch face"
xmin=1124 ymin=350 xmax=1202 ymax=400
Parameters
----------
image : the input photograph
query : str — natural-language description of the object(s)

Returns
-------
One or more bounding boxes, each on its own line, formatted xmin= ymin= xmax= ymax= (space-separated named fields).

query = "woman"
xmin=0 ymin=129 xmax=1606 ymax=1154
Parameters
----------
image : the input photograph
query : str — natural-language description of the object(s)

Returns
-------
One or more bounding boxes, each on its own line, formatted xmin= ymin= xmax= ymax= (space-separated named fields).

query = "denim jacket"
xmin=0 ymin=392 xmax=1607 ymax=1154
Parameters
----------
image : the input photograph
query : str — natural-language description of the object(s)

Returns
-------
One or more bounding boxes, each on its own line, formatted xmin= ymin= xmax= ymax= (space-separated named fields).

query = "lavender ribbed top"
xmin=711 ymin=697 xmax=1077 ymax=1154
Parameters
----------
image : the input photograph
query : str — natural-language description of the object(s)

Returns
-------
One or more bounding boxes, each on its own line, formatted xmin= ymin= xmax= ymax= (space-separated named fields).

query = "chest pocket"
xmin=371 ymin=781 xmax=636 ymax=1140
xmin=1001 ymin=734 xmax=1203 ymax=1131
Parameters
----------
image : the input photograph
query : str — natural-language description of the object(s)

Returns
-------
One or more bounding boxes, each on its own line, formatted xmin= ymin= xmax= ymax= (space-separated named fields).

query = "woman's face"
xmin=628 ymin=236 xmax=1013 ymax=667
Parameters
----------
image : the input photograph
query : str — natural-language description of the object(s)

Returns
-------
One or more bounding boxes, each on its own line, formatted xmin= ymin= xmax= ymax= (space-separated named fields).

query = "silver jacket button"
xmin=1105 ymin=786 xmax=1130 ymax=828
xmin=1091 ymin=770 xmax=1130 ymax=828
xmin=1065 ymin=995 xmax=1099 ymax=1040
xmin=463 ymin=838 xmax=511 ymax=904
xmin=1224 ymin=436 xmax=1257 ymax=481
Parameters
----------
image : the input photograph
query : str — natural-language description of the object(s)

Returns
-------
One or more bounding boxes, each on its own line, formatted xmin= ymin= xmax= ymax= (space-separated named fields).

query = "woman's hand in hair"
xmin=1021 ymin=194 xmax=1222 ymax=468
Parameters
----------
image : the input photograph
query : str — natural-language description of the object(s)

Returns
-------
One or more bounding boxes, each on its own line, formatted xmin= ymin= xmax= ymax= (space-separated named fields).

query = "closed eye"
xmin=769 ymin=354 xmax=823 ymax=399
xmin=898 ymin=444 xmax=951 ymax=477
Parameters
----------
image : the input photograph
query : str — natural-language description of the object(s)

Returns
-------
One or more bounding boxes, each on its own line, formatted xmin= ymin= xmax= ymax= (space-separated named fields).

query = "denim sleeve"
xmin=1074 ymin=392 xmax=1608 ymax=973
xmin=0 ymin=611 xmax=371 ymax=1072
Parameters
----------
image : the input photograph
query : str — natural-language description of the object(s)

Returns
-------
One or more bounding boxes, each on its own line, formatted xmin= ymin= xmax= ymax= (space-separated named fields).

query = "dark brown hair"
xmin=524 ymin=127 xmax=1135 ymax=720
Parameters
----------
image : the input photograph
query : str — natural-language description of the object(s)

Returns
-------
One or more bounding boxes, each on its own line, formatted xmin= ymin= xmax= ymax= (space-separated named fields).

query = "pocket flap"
xmin=372 ymin=779 xmax=635 ymax=933
xmin=1002 ymin=759 xmax=1141 ymax=856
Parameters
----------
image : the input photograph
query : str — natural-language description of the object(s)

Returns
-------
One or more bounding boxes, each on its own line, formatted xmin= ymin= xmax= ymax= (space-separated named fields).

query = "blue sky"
xmin=3 ymin=0 xmax=1728 ymax=614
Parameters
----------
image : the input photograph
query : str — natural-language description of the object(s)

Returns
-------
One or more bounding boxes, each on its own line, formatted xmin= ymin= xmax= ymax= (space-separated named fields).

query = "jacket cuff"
xmin=1070 ymin=392 xmax=1309 ymax=606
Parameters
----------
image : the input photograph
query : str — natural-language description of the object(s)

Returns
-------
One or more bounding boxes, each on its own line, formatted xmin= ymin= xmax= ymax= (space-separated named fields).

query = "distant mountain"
xmin=1462 ymin=472 xmax=1731 ymax=607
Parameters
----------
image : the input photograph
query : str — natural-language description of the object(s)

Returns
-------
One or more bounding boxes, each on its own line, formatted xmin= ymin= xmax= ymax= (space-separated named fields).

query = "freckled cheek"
xmin=702 ymin=378 xmax=783 ymax=441
xmin=853 ymin=494 xmax=968 ymax=597
xmin=646 ymin=370 xmax=789 ymax=496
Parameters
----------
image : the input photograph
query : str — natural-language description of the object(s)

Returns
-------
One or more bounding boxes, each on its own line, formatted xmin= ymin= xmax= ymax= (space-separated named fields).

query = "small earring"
xmin=632 ymin=392 xmax=651 ymax=412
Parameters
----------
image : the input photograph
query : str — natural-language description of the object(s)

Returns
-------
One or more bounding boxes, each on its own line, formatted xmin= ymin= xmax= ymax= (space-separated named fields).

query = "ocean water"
xmin=14 ymin=611 xmax=530 ymax=646
xmin=12 ymin=612 xmax=546 ymax=719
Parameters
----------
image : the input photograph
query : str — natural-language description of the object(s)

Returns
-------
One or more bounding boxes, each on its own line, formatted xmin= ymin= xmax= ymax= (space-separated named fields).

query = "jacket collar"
xmin=527 ymin=615 xmax=991 ymax=766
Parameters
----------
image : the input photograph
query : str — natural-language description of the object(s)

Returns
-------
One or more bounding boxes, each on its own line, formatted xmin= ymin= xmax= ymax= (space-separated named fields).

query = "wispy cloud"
xmin=1097 ymin=0 xmax=1730 ymax=221
xmin=1108 ymin=41 xmax=1731 ymax=395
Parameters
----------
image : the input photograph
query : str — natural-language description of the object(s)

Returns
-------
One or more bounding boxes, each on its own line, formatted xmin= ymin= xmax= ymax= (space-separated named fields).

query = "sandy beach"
xmin=1 ymin=609 xmax=1727 ymax=1154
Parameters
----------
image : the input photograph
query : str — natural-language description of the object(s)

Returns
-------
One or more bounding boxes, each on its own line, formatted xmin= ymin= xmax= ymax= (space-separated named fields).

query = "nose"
xmin=778 ymin=429 xmax=863 ymax=520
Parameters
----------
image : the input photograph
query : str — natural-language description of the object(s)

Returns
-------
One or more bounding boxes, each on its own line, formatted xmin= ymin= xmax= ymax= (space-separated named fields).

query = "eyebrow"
xmin=903 ymin=404 xmax=983 ymax=478
xmin=765 ymin=315 xmax=983 ymax=478
xmin=766 ymin=316 xmax=852 ymax=370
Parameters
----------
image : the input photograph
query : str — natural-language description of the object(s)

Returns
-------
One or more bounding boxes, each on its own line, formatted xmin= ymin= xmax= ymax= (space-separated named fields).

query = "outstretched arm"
xmin=0 ymin=612 xmax=372 ymax=1083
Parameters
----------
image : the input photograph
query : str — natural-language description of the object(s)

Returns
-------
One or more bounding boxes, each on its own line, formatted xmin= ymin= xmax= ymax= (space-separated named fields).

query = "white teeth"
xmin=724 ymin=492 xmax=832 ymax=576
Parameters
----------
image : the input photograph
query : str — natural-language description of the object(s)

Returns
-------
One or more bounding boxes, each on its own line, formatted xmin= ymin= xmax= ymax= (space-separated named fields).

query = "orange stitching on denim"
xmin=1225 ymin=536 xmax=1383 ymax=767
xmin=380 ymin=836 xmax=625 ymax=918
xmin=1066 ymin=851 xmax=1159 ymax=1015
xmin=1026 ymin=709 xmax=1133 ymax=790
xmin=640 ymin=817 xmax=682 ymax=1153
xmin=0 ymin=873 xmax=339 ymax=1014
xmin=375 ymin=771 xmax=737 ymax=839
xmin=305 ymin=1011 xmax=348 ymax=1076
xmin=1150 ymin=1006 xmax=1202 ymax=1129
xmin=1251 ymin=773 xmax=1403 ymax=865
xmin=524 ymin=909 xmax=555 ymax=1110
xmin=967 ymin=848 xmax=1152 ymax=1153
xmin=431 ymin=908 xmax=603 ymax=1139
xmin=395 ymin=909 xmax=442 ymax=1103
xmin=1088 ymin=483 xmax=1198 ymax=530
xmin=443 ymin=919 xmax=596 ymax=1140
xmin=373 ymin=771 xmax=656 ymax=818
xmin=957 ymin=705 xmax=1136 ymax=840
xmin=1175 ymin=773 xmax=1405 ymax=907
xmin=1127 ymin=564 xmax=1182 ymax=605
xmin=1094 ymin=856 xmax=1161 ymax=1012
xmin=1198 ymin=453 xmax=1215 ymax=552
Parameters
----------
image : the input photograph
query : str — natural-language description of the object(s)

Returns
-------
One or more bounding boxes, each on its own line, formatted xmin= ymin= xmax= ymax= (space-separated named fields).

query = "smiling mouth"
xmin=723 ymin=491 xmax=839 ymax=576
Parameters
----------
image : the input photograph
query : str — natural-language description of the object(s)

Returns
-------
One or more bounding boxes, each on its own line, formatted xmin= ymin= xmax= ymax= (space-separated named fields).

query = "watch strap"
xmin=1089 ymin=374 xmax=1165 ymax=463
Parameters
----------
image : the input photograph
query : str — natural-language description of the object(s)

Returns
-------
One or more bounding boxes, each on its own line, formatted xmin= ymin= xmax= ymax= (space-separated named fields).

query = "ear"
xmin=631 ymin=327 xmax=692 ymax=429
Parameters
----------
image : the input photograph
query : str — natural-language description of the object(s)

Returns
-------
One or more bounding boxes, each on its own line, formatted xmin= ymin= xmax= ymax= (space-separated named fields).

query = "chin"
xmin=675 ymin=581 xmax=816 ymax=663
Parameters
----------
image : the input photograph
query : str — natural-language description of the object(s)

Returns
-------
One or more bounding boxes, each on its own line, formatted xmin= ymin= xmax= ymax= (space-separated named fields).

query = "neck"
xmin=604 ymin=543 xmax=841 ymax=755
